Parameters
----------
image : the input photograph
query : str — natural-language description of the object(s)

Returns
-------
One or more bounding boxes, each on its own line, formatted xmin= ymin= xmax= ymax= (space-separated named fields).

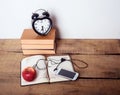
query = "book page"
xmin=47 ymin=55 xmax=74 ymax=83
xmin=21 ymin=55 xmax=49 ymax=86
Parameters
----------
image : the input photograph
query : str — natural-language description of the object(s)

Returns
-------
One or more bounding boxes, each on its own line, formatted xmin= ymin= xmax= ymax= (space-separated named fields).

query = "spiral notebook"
xmin=21 ymin=55 xmax=74 ymax=86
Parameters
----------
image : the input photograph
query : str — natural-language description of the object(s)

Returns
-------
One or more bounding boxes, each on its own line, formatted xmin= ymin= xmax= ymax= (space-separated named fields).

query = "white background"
xmin=0 ymin=0 xmax=120 ymax=39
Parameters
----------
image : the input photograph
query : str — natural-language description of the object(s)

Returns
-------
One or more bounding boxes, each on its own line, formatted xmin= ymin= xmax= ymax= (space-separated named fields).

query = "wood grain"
xmin=71 ymin=55 xmax=120 ymax=78
xmin=0 ymin=79 xmax=120 ymax=95
xmin=0 ymin=39 xmax=120 ymax=95
xmin=0 ymin=53 xmax=120 ymax=79
xmin=56 ymin=39 xmax=120 ymax=54
xmin=0 ymin=39 xmax=120 ymax=54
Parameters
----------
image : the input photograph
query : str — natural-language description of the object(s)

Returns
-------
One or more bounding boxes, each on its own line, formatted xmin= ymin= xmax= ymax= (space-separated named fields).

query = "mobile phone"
xmin=56 ymin=68 xmax=79 ymax=80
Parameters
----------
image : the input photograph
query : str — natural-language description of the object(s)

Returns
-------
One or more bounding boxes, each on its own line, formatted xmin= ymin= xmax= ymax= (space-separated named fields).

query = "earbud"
xmin=60 ymin=58 xmax=66 ymax=62
xmin=54 ymin=58 xmax=67 ymax=71
xmin=32 ymin=13 xmax=39 ymax=20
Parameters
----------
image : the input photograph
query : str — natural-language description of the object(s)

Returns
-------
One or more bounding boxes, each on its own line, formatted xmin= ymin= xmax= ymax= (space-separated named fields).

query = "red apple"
xmin=22 ymin=67 xmax=36 ymax=82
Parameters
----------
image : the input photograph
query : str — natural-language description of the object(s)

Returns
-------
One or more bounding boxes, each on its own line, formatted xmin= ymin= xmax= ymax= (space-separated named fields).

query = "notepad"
xmin=21 ymin=55 xmax=75 ymax=86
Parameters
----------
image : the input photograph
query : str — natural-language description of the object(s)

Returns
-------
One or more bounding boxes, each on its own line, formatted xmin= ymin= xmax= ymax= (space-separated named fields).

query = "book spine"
xmin=21 ymin=40 xmax=54 ymax=45
xmin=22 ymin=49 xmax=55 ymax=55
xmin=22 ymin=44 xmax=54 ymax=49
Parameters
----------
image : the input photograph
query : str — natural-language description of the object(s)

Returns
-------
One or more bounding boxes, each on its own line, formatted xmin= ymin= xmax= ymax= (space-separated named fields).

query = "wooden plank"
xmin=56 ymin=39 xmax=120 ymax=54
xmin=0 ymin=39 xmax=21 ymax=52
xmin=71 ymin=55 xmax=120 ymax=78
xmin=0 ymin=53 xmax=120 ymax=79
xmin=0 ymin=39 xmax=120 ymax=54
xmin=0 ymin=39 xmax=120 ymax=95
xmin=0 ymin=78 xmax=120 ymax=95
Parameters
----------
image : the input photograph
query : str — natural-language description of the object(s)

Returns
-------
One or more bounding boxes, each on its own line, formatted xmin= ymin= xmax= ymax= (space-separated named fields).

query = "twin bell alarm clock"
xmin=31 ymin=9 xmax=52 ymax=36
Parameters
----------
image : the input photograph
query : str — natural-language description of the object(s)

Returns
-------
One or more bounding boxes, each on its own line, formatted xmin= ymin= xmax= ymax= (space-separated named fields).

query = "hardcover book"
xmin=21 ymin=44 xmax=54 ymax=49
xmin=22 ymin=49 xmax=55 ymax=55
xmin=21 ymin=55 xmax=75 ymax=86
xmin=20 ymin=28 xmax=56 ymax=55
xmin=21 ymin=28 xmax=56 ymax=45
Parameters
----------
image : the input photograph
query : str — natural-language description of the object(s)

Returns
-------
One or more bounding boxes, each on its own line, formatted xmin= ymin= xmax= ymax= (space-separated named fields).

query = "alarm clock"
xmin=31 ymin=9 xmax=52 ymax=36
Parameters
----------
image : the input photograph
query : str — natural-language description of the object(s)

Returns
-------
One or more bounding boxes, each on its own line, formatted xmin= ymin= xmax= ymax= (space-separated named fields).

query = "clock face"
xmin=32 ymin=17 xmax=52 ymax=35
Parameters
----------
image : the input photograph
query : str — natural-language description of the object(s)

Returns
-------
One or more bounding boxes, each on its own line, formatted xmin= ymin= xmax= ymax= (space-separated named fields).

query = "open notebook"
xmin=21 ymin=55 xmax=75 ymax=86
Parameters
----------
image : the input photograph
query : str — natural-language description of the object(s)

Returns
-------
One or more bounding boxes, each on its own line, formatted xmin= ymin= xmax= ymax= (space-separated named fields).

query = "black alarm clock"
xmin=31 ymin=9 xmax=52 ymax=36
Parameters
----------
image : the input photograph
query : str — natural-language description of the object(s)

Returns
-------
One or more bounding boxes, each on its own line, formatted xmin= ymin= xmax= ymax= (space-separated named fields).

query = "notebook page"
xmin=21 ymin=55 xmax=49 ymax=86
xmin=47 ymin=55 xmax=74 ymax=82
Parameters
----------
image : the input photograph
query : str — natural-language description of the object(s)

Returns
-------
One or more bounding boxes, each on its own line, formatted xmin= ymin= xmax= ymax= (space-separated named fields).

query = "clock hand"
xmin=41 ymin=26 xmax=44 ymax=32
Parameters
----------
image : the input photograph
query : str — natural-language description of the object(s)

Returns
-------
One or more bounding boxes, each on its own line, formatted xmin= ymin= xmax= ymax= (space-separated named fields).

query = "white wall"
xmin=0 ymin=0 xmax=120 ymax=39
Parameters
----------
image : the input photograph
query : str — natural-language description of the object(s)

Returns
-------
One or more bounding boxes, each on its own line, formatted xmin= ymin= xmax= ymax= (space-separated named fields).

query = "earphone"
xmin=31 ymin=9 xmax=50 ymax=20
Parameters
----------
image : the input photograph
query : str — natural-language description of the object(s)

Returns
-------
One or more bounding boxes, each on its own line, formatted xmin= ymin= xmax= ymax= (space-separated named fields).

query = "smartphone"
xmin=56 ymin=68 xmax=79 ymax=80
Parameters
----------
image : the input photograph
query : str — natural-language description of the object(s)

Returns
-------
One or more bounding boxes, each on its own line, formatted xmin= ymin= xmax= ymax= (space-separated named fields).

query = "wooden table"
xmin=0 ymin=39 xmax=120 ymax=95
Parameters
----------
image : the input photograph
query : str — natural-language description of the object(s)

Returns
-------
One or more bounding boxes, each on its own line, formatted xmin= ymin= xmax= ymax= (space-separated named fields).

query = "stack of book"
xmin=21 ymin=28 xmax=56 ymax=55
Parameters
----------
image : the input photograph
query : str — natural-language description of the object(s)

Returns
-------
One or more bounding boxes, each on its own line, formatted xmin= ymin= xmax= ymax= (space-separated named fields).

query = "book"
xmin=21 ymin=28 xmax=56 ymax=45
xmin=21 ymin=55 xmax=75 ymax=86
xmin=21 ymin=44 xmax=54 ymax=50
xmin=22 ymin=49 xmax=55 ymax=55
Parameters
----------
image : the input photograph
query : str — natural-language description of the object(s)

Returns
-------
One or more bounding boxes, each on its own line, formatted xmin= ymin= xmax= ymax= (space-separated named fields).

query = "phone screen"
xmin=58 ymin=69 xmax=76 ymax=79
